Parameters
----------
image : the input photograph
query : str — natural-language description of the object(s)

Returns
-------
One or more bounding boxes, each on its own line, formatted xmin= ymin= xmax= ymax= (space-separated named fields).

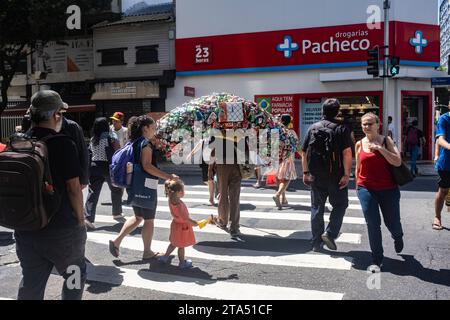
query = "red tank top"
xmin=357 ymin=143 xmax=397 ymax=190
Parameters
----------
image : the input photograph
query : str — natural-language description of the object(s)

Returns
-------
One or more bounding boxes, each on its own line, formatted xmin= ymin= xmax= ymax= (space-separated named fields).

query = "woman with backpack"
xmin=84 ymin=118 xmax=123 ymax=229
xmin=109 ymin=115 xmax=179 ymax=260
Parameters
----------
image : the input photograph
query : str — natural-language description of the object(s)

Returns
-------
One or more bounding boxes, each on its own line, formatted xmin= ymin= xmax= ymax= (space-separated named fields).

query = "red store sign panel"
xmin=177 ymin=22 xmax=439 ymax=75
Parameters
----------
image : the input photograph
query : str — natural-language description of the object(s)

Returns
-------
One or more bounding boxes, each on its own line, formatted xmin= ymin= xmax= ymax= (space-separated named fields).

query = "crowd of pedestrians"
xmin=0 ymin=90 xmax=448 ymax=300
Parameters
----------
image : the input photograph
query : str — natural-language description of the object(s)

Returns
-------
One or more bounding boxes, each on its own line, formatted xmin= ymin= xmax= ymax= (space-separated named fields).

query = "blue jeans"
xmin=357 ymin=187 xmax=403 ymax=264
xmin=409 ymin=144 xmax=419 ymax=174
xmin=15 ymin=226 xmax=87 ymax=300
xmin=310 ymin=181 xmax=349 ymax=245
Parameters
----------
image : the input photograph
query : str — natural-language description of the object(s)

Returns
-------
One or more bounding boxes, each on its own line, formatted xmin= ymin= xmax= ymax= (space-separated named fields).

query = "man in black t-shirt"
xmin=301 ymin=99 xmax=353 ymax=252
xmin=15 ymin=90 xmax=87 ymax=300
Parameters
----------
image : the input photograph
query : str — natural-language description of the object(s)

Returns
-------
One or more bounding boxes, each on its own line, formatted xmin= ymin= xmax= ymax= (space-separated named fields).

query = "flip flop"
xmin=432 ymin=223 xmax=444 ymax=230
xmin=142 ymin=252 xmax=162 ymax=261
xmin=109 ymin=241 xmax=120 ymax=258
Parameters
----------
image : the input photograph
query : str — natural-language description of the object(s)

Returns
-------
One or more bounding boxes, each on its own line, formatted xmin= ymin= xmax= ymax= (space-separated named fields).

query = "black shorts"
xmin=438 ymin=171 xmax=450 ymax=189
xmin=133 ymin=206 xmax=156 ymax=220
xmin=201 ymin=163 xmax=209 ymax=182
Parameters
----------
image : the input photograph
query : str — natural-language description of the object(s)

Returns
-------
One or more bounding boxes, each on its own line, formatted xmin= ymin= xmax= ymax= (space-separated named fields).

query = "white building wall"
xmin=177 ymin=0 xmax=438 ymax=39
xmin=94 ymin=22 xmax=175 ymax=79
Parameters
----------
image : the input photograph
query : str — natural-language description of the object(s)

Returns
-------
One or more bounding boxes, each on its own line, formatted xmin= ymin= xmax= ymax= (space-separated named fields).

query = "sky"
xmin=122 ymin=0 xmax=172 ymax=12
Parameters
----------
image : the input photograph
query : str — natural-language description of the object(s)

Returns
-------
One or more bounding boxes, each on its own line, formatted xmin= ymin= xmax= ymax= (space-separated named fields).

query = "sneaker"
xmin=312 ymin=242 xmax=323 ymax=252
xmin=368 ymin=262 xmax=383 ymax=273
xmin=179 ymin=260 xmax=193 ymax=270
xmin=230 ymin=228 xmax=241 ymax=237
xmin=85 ymin=220 xmax=96 ymax=230
xmin=394 ymin=238 xmax=404 ymax=254
xmin=321 ymin=233 xmax=337 ymax=251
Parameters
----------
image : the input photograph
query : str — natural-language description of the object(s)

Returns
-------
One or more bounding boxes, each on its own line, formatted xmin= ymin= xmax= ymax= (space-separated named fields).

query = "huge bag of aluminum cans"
xmin=156 ymin=93 xmax=299 ymax=162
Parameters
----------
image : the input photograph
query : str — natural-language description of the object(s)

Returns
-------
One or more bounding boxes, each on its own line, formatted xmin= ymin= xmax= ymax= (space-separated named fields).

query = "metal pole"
xmin=383 ymin=0 xmax=390 ymax=136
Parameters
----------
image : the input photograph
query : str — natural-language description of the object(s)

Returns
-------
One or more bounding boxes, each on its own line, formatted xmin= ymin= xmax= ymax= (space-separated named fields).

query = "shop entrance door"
xmin=401 ymin=92 xmax=432 ymax=161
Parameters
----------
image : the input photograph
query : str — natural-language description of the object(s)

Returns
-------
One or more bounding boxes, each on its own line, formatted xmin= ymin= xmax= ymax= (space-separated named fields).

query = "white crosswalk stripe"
xmin=86 ymin=264 xmax=344 ymax=300
xmin=82 ymin=184 xmax=366 ymax=300
xmin=123 ymin=206 xmax=367 ymax=225
xmin=88 ymin=232 xmax=353 ymax=270
xmin=94 ymin=215 xmax=362 ymax=244
xmin=186 ymin=189 xmax=361 ymax=202
xmin=155 ymin=197 xmax=363 ymax=210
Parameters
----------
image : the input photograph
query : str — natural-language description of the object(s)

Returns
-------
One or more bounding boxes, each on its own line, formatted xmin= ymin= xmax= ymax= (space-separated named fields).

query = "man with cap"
xmin=15 ymin=90 xmax=87 ymax=300
xmin=110 ymin=112 xmax=128 ymax=148
xmin=301 ymin=98 xmax=353 ymax=252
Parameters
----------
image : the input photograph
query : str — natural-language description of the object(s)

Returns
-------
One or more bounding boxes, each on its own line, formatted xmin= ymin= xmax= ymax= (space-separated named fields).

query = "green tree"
xmin=0 ymin=0 xmax=117 ymax=134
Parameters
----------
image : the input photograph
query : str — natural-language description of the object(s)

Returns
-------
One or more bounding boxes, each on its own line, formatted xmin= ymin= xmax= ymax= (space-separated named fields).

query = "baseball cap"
xmin=30 ymin=90 xmax=69 ymax=113
xmin=110 ymin=112 xmax=124 ymax=122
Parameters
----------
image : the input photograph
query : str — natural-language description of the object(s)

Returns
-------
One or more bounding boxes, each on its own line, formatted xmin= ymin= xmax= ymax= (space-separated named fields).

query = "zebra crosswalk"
xmin=79 ymin=183 xmax=368 ymax=300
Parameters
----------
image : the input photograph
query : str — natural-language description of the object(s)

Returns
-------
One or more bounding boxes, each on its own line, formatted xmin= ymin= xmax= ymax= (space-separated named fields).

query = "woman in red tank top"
xmin=355 ymin=113 xmax=404 ymax=270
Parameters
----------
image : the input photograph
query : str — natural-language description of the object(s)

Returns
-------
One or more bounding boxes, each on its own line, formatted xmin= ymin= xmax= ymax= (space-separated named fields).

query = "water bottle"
xmin=126 ymin=162 xmax=133 ymax=186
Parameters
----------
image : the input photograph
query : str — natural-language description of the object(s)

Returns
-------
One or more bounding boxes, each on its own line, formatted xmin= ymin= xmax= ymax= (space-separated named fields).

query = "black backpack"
xmin=307 ymin=120 xmax=341 ymax=180
xmin=0 ymin=134 xmax=62 ymax=231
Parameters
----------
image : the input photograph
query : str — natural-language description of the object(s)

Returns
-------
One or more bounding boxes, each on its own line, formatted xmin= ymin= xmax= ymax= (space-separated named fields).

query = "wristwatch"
xmin=303 ymin=171 xmax=310 ymax=175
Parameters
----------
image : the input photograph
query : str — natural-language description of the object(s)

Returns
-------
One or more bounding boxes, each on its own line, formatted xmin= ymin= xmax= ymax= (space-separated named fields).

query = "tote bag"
xmin=130 ymin=140 xmax=158 ymax=208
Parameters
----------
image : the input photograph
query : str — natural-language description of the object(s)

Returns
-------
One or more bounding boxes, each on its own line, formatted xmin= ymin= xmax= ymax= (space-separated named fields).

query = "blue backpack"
xmin=110 ymin=138 xmax=143 ymax=188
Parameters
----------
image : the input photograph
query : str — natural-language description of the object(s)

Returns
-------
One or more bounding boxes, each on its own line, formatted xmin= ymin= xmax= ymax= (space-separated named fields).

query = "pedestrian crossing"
xmin=79 ymin=183 xmax=367 ymax=300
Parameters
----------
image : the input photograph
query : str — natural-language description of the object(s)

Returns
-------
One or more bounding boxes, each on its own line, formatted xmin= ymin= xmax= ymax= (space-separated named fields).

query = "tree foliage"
xmin=0 ymin=0 xmax=116 ymax=115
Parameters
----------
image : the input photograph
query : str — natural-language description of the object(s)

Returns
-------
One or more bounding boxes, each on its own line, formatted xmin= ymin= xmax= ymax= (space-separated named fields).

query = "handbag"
xmin=130 ymin=140 xmax=158 ymax=208
xmin=239 ymin=163 xmax=256 ymax=180
xmin=384 ymin=138 xmax=414 ymax=186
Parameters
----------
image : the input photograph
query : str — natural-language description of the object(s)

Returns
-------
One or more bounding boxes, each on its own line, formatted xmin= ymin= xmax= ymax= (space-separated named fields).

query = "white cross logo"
xmin=409 ymin=30 xmax=428 ymax=54
xmin=277 ymin=36 xmax=299 ymax=59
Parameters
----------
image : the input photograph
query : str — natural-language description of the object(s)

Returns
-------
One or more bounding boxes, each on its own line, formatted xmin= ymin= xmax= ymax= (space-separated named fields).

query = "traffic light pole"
xmin=383 ymin=0 xmax=390 ymax=136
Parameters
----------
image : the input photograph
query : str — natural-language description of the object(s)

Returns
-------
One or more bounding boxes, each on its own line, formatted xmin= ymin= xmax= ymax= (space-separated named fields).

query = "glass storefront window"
xmin=337 ymin=95 xmax=381 ymax=142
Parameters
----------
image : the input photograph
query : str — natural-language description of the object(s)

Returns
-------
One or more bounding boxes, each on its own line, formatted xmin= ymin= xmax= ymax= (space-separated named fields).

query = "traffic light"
xmin=367 ymin=46 xmax=380 ymax=77
xmin=390 ymin=56 xmax=400 ymax=77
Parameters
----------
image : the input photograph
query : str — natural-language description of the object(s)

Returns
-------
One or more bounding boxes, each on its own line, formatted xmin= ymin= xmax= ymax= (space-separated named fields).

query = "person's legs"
xmin=113 ymin=209 xmax=144 ymax=249
xmin=357 ymin=187 xmax=384 ymax=265
xmin=410 ymin=145 xmax=419 ymax=175
xmin=378 ymin=188 xmax=404 ymax=242
xmin=281 ymin=180 xmax=290 ymax=204
xmin=208 ymin=179 xmax=215 ymax=205
xmin=84 ymin=166 xmax=105 ymax=223
xmin=142 ymin=219 xmax=157 ymax=258
xmin=178 ymin=247 xmax=185 ymax=263
xmin=434 ymin=171 xmax=450 ymax=229
xmin=228 ymin=165 xmax=242 ymax=234
xmin=310 ymin=183 xmax=328 ymax=246
xmin=435 ymin=188 xmax=448 ymax=228
xmin=326 ymin=183 xmax=349 ymax=240
xmin=59 ymin=227 xmax=87 ymax=300
xmin=216 ymin=165 xmax=230 ymax=228
xmin=105 ymin=170 xmax=124 ymax=216
xmin=15 ymin=233 xmax=53 ymax=300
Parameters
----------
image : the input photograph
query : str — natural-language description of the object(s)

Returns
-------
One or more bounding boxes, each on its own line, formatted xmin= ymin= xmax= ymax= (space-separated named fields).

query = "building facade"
xmin=441 ymin=0 xmax=450 ymax=67
xmin=169 ymin=0 xmax=442 ymax=160
xmin=91 ymin=3 xmax=176 ymax=122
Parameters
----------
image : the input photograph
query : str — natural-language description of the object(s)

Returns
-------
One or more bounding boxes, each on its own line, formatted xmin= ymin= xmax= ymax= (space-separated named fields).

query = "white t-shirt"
xmin=111 ymin=125 xmax=128 ymax=148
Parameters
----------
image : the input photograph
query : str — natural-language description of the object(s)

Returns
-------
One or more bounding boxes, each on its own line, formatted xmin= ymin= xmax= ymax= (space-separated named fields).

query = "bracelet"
xmin=303 ymin=171 xmax=310 ymax=175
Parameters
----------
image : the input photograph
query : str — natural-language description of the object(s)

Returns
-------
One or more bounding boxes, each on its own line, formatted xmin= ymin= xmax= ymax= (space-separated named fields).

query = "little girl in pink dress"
xmin=159 ymin=179 xmax=199 ymax=269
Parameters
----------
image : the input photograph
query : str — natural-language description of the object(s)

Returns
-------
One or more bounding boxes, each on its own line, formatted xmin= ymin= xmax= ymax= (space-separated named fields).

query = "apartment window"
xmin=136 ymin=45 xmax=159 ymax=64
xmin=98 ymin=48 xmax=127 ymax=66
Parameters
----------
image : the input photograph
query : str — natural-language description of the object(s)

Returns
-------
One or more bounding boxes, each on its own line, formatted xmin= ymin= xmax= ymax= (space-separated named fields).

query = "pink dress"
xmin=169 ymin=200 xmax=196 ymax=248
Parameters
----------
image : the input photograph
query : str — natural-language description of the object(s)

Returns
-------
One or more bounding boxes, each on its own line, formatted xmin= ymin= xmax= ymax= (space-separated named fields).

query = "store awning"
xmin=91 ymin=81 xmax=160 ymax=101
